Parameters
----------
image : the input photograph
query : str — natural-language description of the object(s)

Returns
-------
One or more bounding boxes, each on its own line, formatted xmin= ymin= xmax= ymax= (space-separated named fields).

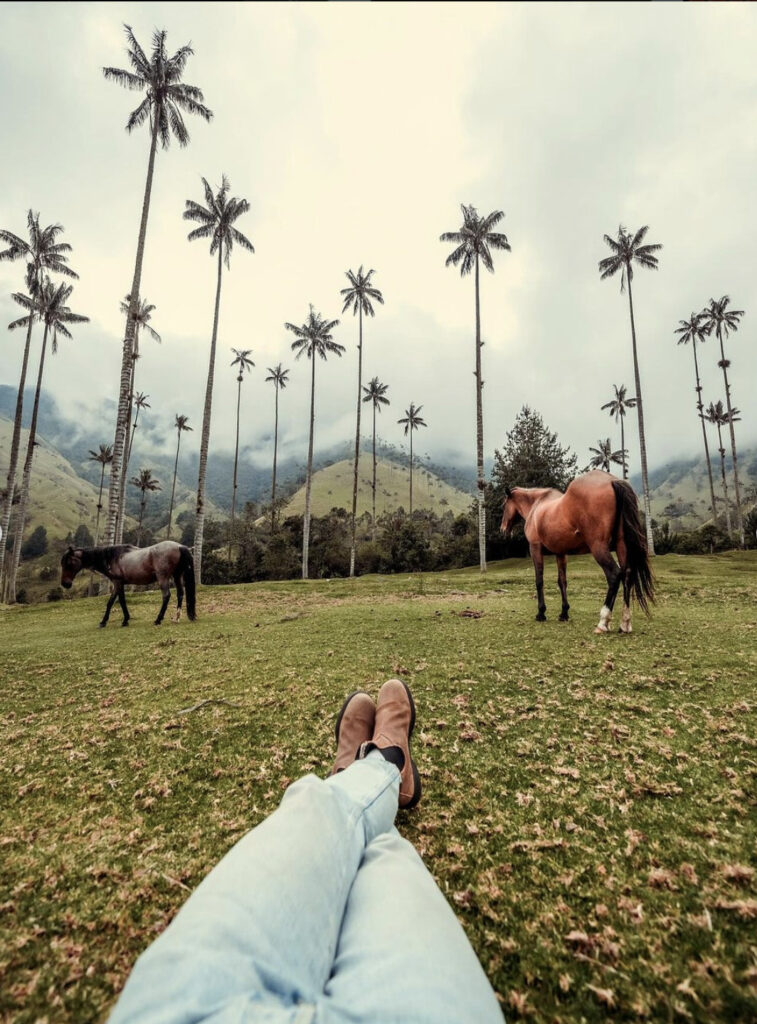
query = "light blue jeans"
xmin=108 ymin=751 xmax=504 ymax=1023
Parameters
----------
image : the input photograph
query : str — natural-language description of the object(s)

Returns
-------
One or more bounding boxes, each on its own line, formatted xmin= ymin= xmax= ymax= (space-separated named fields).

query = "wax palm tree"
xmin=103 ymin=25 xmax=212 ymax=547
xmin=398 ymin=403 xmax=427 ymax=514
xmin=130 ymin=469 xmax=161 ymax=545
xmin=229 ymin=348 xmax=255 ymax=558
xmin=341 ymin=266 xmax=384 ymax=577
xmin=117 ymin=390 xmax=152 ymax=544
xmin=700 ymin=296 xmax=745 ymax=545
xmin=116 ymin=295 xmax=160 ymax=542
xmin=600 ymin=384 xmax=636 ymax=481
xmin=441 ymin=205 xmax=511 ymax=574
xmin=598 ymin=224 xmax=662 ymax=554
xmin=5 ymin=280 xmax=89 ymax=602
xmin=588 ymin=439 xmax=625 ymax=473
xmin=88 ymin=444 xmax=114 ymax=546
xmin=285 ymin=306 xmax=343 ymax=578
xmin=674 ymin=313 xmax=718 ymax=523
xmin=702 ymin=401 xmax=738 ymax=535
xmin=265 ymin=363 xmax=289 ymax=532
xmin=184 ymin=175 xmax=254 ymax=582
xmin=362 ymin=377 xmax=390 ymax=535
xmin=0 ymin=212 xmax=77 ymax=591
xmin=167 ymin=415 xmax=192 ymax=541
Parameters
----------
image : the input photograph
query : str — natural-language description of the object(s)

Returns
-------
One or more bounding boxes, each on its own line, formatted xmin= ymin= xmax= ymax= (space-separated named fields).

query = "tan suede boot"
xmin=370 ymin=678 xmax=421 ymax=809
xmin=332 ymin=691 xmax=376 ymax=774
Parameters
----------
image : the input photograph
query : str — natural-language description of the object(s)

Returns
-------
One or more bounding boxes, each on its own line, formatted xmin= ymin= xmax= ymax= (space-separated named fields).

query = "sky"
xmin=1 ymin=1 xmax=755 ymax=487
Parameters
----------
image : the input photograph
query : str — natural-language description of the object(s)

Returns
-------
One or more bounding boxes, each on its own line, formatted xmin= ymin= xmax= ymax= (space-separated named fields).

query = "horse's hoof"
xmin=98 ymin=623 xmax=107 ymax=629
xmin=594 ymin=625 xmax=609 ymax=634
xmin=536 ymin=614 xmax=547 ymax=622
xmin=559 ymin=614 xmax=569 ymax=622
xmin=121 ymin=621 xmax=129 ymax=628
xmin=154 ymin=620 xmax=162 ymax=626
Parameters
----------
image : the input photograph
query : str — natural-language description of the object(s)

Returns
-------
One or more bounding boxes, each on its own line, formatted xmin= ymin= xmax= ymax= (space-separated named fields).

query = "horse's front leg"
xmin=556 ymin=554 xmax=569 ymax=621
xmin=530 ymin=543 xmax=547 ymax=621
xmin=116 ymin=583 xmax=130 ymax=627
xmin=100 ymin=586 xmax=118 ymax=628
xmin=592 ymin=545 xmax=622 ymax=634
xmin=155 ymin=582 xmax=171 ymax=625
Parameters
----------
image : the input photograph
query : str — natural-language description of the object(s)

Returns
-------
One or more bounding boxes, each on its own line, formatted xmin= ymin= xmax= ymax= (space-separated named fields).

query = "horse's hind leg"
xmin=173 ymin=571 xmax=184 ymax=623
xmin=556 ymin=555 xmax=569 ymax=621
xmin=116 ymin=584 xmax=130 ymax=627
xmin=154 ymin=581 xmax=171 ymax=626
xmin=616 ymin=538 xmax=632 ymax=633
xmin=592 ymin=545 xmax=622 ymax=634
xmin=530 ymin=543 xmax=547 ymax=621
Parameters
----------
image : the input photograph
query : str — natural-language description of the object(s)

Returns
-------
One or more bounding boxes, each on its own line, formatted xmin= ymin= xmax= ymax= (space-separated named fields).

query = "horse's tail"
xmin=612 ymin=480 xmax=655 ymax=614
xmin=180 ymin=546 xmax=197 ymax=621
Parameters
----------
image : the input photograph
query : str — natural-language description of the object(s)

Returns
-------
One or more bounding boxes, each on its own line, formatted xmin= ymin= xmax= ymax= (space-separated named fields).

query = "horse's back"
xmin=562 ymin=472 xmax=621 ymax=544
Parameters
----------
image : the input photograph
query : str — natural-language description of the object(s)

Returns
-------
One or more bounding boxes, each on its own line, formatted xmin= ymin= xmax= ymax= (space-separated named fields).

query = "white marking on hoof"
xmin=594 ymin=624 xmax=609 ymax=634
xmin=619 ymin=605 xmax=632 ymax=633
xmin=595 ymin=604 xmax=612 ymax=633
xmin=173 ymin=609 xmax=182 ymax=623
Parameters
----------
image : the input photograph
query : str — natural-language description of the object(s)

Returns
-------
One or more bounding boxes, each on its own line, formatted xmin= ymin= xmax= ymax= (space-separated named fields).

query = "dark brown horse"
xmin=61 ymin=541 xmax=196 ymax=628
xmin=500 ymin=471 xmax=654 ymax=634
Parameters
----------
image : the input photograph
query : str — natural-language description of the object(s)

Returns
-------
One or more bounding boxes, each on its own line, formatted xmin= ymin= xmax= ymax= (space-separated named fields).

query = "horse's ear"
xmin=504 ymin=486 xmax=512 ymax=498
xmin=66 ymin=545 xmax=74 ymax=554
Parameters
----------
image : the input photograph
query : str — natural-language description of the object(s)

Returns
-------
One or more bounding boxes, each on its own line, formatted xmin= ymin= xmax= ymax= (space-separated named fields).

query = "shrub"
xmin=21 ymin=525 xmax=48 ymax=560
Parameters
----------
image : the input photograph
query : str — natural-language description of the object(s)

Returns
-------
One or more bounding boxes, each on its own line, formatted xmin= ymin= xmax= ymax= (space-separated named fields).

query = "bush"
xmin=38 ymin=564 xmax=57 ymax=581
xmin=21 ymin=525 xmax=48 ymax=560
xmin=46 ymin=587 xmax=64 ymax=602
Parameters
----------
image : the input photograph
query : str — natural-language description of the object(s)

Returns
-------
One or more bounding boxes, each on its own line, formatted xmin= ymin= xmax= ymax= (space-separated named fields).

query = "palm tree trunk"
xmin=302 ymin=354 xmax=316 ymax=580
xmin=626 ymin=278 xmax=655 ymax=555
xmin=116 ymin=357 xmax=137 ymax=544
xmin=5 ymin=323 xmax=50 ymax=603
xmin=137 ymin=497 xmax=145 ymax=546
xmin=0 ymin=314 xmax=35 ymax=594
xmin=717 ymin=327 xmax=744 ymax=545
xmin=349 ymin=305 xmax=363 ymax=578
xmin=167 ymin=430 xmax=182 ymax=541
xmin=271 ymin=384 xmax=279 ymax=533
xmin=194 ymin=246 xmax=224 ymax=584
xmin=89 ymin=462 xmax=107 ymax=596
xmin=409 ymin=429 xmax=414 ymax=515
xmin=691 ymin=340 xmax=718 ymax=523
xmin=372 ymin=403 xmax=377 ymax=540
xmin=716 ymin=421 xmax=732 ymax=534
xmin=620 ymin=416 xmax=627 ymax=480
xmin=229 ymin=375 xmax=242 ymax=561
xmin=105 ymin=115 xmax=159 ymax=545
xmin=474 ymin=255 xmax=486 ymax=573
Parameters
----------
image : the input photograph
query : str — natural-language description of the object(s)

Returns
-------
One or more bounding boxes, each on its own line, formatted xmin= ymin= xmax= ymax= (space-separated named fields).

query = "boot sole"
xmin=396 ymin=678 xmax=420 ymax=809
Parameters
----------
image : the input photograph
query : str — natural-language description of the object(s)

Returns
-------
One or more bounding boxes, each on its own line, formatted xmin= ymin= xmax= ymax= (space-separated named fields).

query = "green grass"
xmin=1 ymin=553 xmax=756 ymax=1023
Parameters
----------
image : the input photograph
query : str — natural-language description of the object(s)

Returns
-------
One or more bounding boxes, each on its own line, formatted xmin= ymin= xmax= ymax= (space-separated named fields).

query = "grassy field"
xmin=1 ymin=552 xmax=756 ymax=1023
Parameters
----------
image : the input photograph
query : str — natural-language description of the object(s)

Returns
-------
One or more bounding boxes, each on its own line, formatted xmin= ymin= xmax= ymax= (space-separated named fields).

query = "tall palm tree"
xmin=0 ymin=211 xmax=77 ymax=590
xmin=88 ymin=444 xmax=114 ymax=546
xmin=362 ymin=377 xmax=390 ymax=535
xmin=285 ymin=306 xmax=344 ymax=579
xmin=118 ymin=390 xmax=152 ymax=545
xmin=674 ymin=313 xmax=718 ymax=523
xmin=265 ymin=363 xmax=289 ymax=532
xmin=167 ymin=415 xmax=192 ymax=540
xmin=130 ymin=469 xmax=161 ymax=546
xmin=441 ymin=205 xmax=511 ymax=574
xmin=103 ymin=25 xmax=212 ymax=547
xmin=340 ymin=267 xmax=384 ymax=577
xmin=588 ymin=439 xmax=625 ymax=473
xmin=229 ymin=348 xmax=255 ymax=559
xmin=184 ymin=175 xmax=254 ymax=583
xmin=598 ymin=224 xmax=662 ymax=554
xmin=116 ymin=295 xmax=160 ymax=543
xmin=398 ymin=403 xmax=427 ymax=514
xmin=702 ymin=401 xmax=738 ymax=535
xmin=600 ymin=384 xmax=636 ymax=481
xmin=5 ymin=280 xmax=89 ymax=602
xmin=700 ymin=296 xmax=745 ymax=545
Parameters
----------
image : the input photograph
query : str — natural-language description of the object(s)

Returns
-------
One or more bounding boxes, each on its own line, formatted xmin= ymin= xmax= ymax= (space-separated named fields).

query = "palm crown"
xmin=120 ymin=294 xmax=161 ymax=350
xmin=0 ymin=211 xmax=78 ymax=295
xmin=184 ymin=176 xmax=254 ymax=268
xmin=130 ymin=468 xmax=161 ymax=494
xmin=9 ymin=279 xmax=89 ymax=351
xmin=598 ymin=225 xmax=662 ymax=290
xmin=103 ymin=25 xmax=213 ymax=148
xmin=601 ymin=384 xmax=636 ymax=421
xmin=89 ymin=444 xmax=113 ymax=466
xmin=398 ymin=403 xmax=427 ymax=435
xmin=588 ymin=439 xmax=625 ymax=472
xmin=675 ymin=311 xmax=709 ymax=348
xmin=340 ymin=266 xmax=384 ymax=316
xmin=440 ymin=205 xmax=511 ymax=274
xmin=286 ymin=306 xmax=343 ymax=361
xmin=700 ymin=295 xmax=744 ymax=340
xmin=362 ymin=377 xmax=390 ymax=410
xmin=175 ymin=414 xmax=192 ymax=433
xmin=703 ymin=401 xmax=739 ymax=427
xmin=231 ymin=348 xmax=255 ymax=378
xmin=265 ymin=363 xmax=290 ymax=389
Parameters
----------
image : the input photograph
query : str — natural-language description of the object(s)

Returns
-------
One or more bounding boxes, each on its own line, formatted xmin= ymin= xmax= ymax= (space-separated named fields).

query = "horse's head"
xmin=500 ymin=488 xmax=523 ymax=536
xmin=60 ymin=547 xmax=83 ymax=589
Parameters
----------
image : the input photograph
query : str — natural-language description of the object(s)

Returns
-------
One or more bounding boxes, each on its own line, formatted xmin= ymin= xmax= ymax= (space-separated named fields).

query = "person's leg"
xmin=322 ymin=828 xmax=504 ymax=1024
xmin=108 ymin=752 xmax=399 ymax=1024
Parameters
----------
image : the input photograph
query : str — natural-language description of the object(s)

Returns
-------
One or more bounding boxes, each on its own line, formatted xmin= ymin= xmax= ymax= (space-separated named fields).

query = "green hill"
xmin=281 ymin=457 xmax=472 ymax=518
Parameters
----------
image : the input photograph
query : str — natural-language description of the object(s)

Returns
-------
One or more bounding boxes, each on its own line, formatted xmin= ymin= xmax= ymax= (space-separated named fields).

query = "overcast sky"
xmin=1 ymin=1 xmax=755 ymax=485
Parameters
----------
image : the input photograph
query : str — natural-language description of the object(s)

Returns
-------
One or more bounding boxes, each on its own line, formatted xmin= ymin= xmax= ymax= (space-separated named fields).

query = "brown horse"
xmin=500 ymin=471 xmax=653 ymax=634
xmin=61 ymin=541 xmax=196 ymax=628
